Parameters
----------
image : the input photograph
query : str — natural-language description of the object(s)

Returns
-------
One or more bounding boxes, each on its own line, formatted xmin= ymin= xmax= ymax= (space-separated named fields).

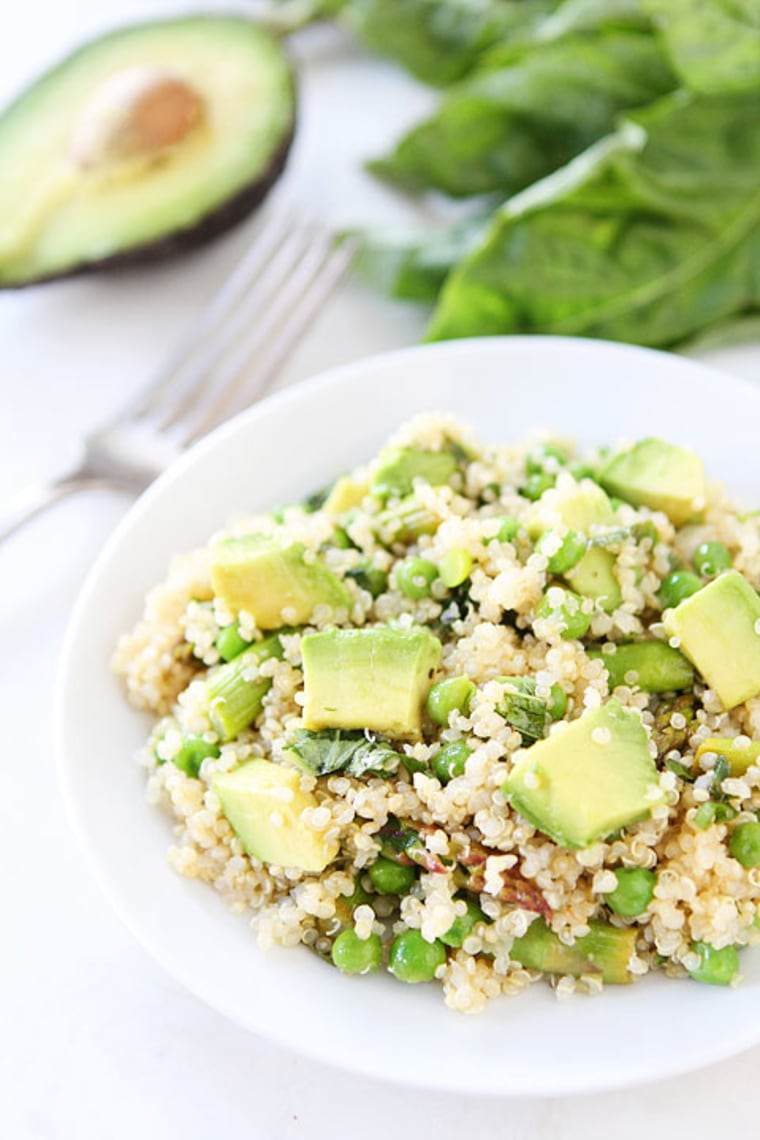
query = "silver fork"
xmin=0 ymin=204 xmax=358 ymax=544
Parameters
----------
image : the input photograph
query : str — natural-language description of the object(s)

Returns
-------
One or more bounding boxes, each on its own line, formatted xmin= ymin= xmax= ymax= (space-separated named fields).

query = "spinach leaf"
xmin=531 ymin=0 xmax=651 ymax=41
xmin=286 ymin=728 xmax=402 ymax=777
xmin=369 ymin=30 xmax=675 ymax=198
xmin=645 ymin=0 xmax=760 ymax=95
xmin=353 ymin=215 xmax=489 ymax=303
xmin=427 ymin=92 xmax=760 ymax=347
xmin=339 ymin=0 xmax=558 ymax=86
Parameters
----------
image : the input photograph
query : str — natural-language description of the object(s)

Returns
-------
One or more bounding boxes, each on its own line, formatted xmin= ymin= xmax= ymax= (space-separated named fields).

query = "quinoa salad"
xmin=113 ymin=414 xmax=760 ymax=1013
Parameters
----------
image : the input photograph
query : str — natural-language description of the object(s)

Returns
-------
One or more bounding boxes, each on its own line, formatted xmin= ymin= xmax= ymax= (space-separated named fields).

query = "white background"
xmin=2 ymin=2 xmax=759 ymax=1135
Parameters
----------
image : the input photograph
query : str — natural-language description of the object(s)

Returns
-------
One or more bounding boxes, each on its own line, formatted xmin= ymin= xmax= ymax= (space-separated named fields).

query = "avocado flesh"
xmin=589 ymin=641 xmax=694 ymax=693
xmin=371 ymin=447 xmax=458 ymax=498
xmin=505 ymin=700 xmax=662 ymax=849
xmin=301 ymin=625 xmax=441 ymax=739
xmin=528 ymin=479 xmax=621 ymax=610
xmin=213 ymin=759 xmax=338 ymax=872
xmin=601 ymin=438 xmax=706 ymax=526
xmin=511 ymin=919 xmax=636 ymax=984
xmin=565 ymin=545 xmax=622 ymax=612
xmin=210 ymin=536 xmax=352 ymax=630
xmin=695 ymin=737 xmax=760 ymax=776
xmin=323 ymin=474 xmax=368 ymax=516
xmin=663 ymin=570 xmax=760 ymax=709
xmin=0 ymin=16 xmax=295 ymax=287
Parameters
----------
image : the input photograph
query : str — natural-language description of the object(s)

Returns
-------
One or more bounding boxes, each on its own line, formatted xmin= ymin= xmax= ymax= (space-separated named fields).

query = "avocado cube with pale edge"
xmin=528 ymin=479 xmax=621 ymax=610
xmin=663 ymin=570 xmax=760 ymax=709
xmin=504 ymin=700 xmax=662 ymax=848
xmin=210 ymin=536 xmax=351 ymax=629
xmin=213 ymin=758 xmax=338 ymax=872
xmin=301 ymin=626 xmax=441 ymax=739
xmin=601 ymin=438 xmax=706 ymax=526
xmin=371 ymin=447 xmax=457 ymax=498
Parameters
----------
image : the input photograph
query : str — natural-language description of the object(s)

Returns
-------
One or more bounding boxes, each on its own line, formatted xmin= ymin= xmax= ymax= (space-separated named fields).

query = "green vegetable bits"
xmin=389 ymin=930 xmax=447 ymax=983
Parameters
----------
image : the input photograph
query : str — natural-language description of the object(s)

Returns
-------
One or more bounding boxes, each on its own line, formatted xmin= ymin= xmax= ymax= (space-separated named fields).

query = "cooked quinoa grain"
xmin=114 ymin=415 xmax=760 ymax=1011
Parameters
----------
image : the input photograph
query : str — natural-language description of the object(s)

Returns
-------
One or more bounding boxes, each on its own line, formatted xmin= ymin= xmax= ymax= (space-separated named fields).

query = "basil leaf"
xmin=428 ymin=92 xmax=760 ymax=348
xmin=370 ymin=30 xmax=675 ymax=198
xmin=646 ymin=0 xmax=760 ymax=95
xmin=339 ymin=0 xmax=556 ymax=87
xmin=286 ymin=729 xmax=402 ymax=778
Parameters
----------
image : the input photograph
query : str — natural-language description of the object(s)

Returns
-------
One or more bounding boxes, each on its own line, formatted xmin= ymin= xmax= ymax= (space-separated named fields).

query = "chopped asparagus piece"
xmin=589 ymin=641 xmax=694 ymax=693
xmin=511 ymin=919 xmax=636 ymax=984
xmin=207 ymin=635 xmax=283 ymax=741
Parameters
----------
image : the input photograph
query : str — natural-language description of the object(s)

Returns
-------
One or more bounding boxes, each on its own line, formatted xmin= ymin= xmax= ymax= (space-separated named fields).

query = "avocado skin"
xmin=1 ymin=119 xmax=295 ymax=290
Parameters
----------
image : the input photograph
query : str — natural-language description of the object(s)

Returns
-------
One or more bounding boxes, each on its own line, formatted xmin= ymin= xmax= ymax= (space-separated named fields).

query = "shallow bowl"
xmin=58 ymin=336 xmax=760 ymax=1095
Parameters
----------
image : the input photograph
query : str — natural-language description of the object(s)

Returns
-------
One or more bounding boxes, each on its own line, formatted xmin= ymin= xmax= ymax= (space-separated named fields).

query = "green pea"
xmin=331 ymin=929 xmax=383 ymax=975
xmin=535 ymin=589 xmax=591 ymax=640
xmin=729 ymin=821 xmax=760 ymax=868
xmin=432 ymin=741 xmax=472 ymax=784
xmin=489 ymin=515 xmax=520 ymax=544
xmin=536 ymin=529 xmax=587 ymax=575
xmin=395 ymin=557 xmax=438 ymax=600
xmin=440 ymin=897 xmax=487 ymax=948
xmin=171 ymin=735 xmax=220 ymax=778
xmin=658 ymin=570 xmax=702 ymax=610
xmin=215 ymin=625 xmax=253 ymax=663
xmin=606 ymin=867 xmax=656 ymax=918
xmin=693 ymin=541 xmax=732 ymax=579
xmin=569 ymin=462 xmax=598 ymax=482
xmin=526 ymin=444 xmax=567 ymax=475
xmin=688 ymin=941 xmax=740 ymax=986
xmin=439 ymin=548 xmax=473 ymax=588
xmin=522 ymin=472 xmax=555 ymax=502
xmin=426 ymin=676 xmax=476 ymax=725
xmin=346 ymin=563 xmax=388 ymax=598
xmin=368 ymin=856 xmax=417 ymax=895
xmin=388 ymin=930 xmax=447 ymax=983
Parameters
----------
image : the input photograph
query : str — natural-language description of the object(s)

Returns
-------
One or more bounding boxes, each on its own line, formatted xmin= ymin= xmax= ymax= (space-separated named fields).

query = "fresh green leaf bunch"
xmin=320 ymin=0 xmax=760 ymax=349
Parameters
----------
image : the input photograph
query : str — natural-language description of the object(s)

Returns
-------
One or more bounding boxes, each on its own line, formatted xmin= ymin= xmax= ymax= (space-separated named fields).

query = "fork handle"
xmin=0 ymin=468 xmax=122 ymax=545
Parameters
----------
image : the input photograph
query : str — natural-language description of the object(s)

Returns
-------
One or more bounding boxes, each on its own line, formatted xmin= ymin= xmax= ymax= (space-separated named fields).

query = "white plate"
xmin=57 ymin=336 xmax=760 ymax=1096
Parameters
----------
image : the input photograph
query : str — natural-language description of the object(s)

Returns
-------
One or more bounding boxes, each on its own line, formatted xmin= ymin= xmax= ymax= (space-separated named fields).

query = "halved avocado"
xmin=0 ymin=15 xmax=296 ymax=287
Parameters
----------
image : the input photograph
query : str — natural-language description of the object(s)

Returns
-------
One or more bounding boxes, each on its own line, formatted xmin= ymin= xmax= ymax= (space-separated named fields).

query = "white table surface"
xmin=2 ymin=3 xmax=759 ymax=1135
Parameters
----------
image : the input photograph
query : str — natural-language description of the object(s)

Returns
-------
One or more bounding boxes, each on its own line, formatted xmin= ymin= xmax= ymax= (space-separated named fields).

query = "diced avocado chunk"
xmin=207 ymin=635 xmax=284 ymax=741
xmin=210 ymin=536 xmax=351 ymax=629
xmin=511 ymin=919 xmax=636 ymax=984
xmin=371 ymin=447 xmax=457 ymax=498
xmin=504 ymin=700 xmax=663 ymax=849
xmin=662 ymin=570 xmax=760 ymax=709
xmin=213 ymin=759 xmax=338 ymax=872
xmin=601 ymin=438 xmax=706 ymax=526
xmin=323 ymin=474 xmax=368 ymax=515
xmin=528 ymin=478 xmax=621 ymax=610
xmin=565 ymin=545 xmax=622 ymax=612
xmin=695 ymin=737 xmax=760 ymax=776
xmin=527 ymin=478 xmax=615 ymax=539
xmin=589 ymin=641 xmax=694 ymax=693
xmin=301 ymin=625 xmax=441 ymax=739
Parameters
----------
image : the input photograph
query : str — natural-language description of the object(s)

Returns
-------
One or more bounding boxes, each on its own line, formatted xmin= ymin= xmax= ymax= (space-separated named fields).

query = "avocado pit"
xmin=70 ymin=65 xmax=206 ymax=169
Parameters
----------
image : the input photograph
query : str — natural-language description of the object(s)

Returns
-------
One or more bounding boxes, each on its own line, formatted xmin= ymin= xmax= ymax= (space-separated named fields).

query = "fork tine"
xmin=126 ymin=199 xmax=298 ymax=422
xmin=178 ymin=233 xmax=358 ymax=445
xmin=145 ymin=215 xmax=332 ymax=434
